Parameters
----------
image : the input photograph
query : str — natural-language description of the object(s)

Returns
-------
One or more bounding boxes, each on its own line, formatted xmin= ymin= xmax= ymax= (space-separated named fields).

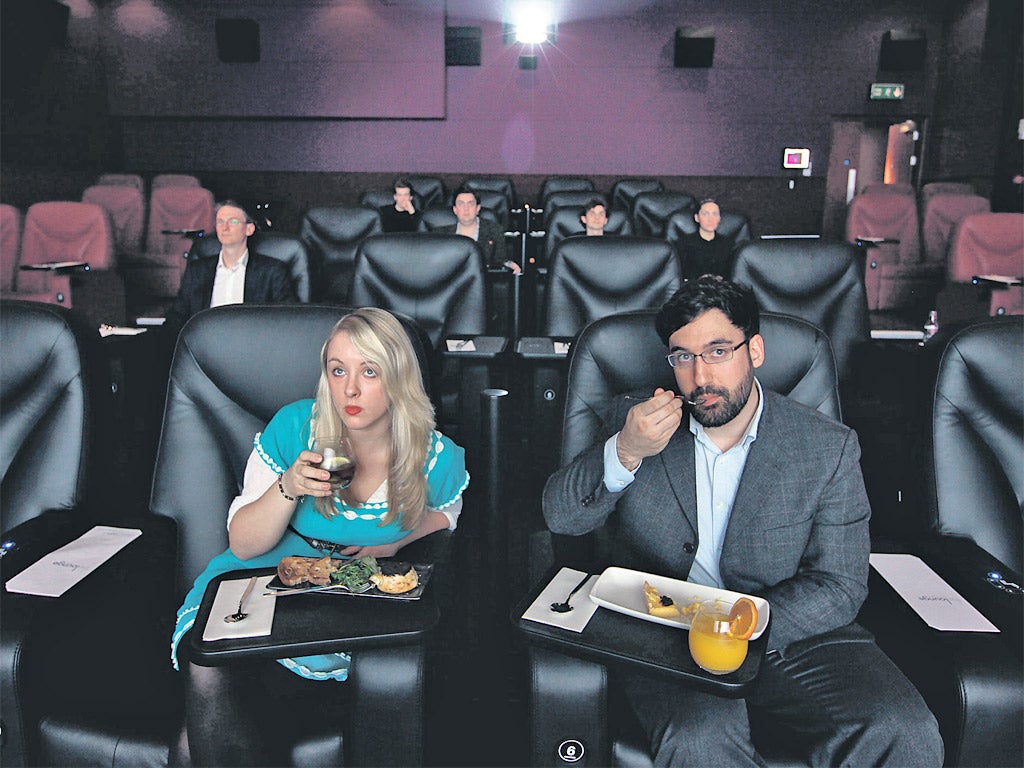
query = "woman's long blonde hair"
xmin=311 ymin=308 xmax=435 ymax=528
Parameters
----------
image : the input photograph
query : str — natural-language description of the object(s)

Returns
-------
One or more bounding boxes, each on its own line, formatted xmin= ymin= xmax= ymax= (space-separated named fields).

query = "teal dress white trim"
xmin=171 ymin=399 xmax=469 ymax=680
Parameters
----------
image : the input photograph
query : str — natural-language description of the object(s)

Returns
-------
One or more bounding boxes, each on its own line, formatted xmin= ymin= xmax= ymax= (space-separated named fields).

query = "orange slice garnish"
xmin=727 ymin=597 xmax=758 ymax=640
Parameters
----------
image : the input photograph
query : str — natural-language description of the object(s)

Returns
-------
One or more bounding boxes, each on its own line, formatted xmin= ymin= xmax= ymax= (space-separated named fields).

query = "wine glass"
xmin=313 ymin=436 xmax=356 ymax=497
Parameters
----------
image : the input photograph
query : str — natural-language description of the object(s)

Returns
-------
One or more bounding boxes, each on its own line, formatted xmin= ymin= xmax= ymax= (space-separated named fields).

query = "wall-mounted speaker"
xmin=879 ymin=29 xmax=926 ymax=71
xmin=674 ymin=27 xmax=715 ymax=68
xmin=215 ymin=18 xmax=260 ymax=64
xmin=519 ymin=54 xmax=538 ymax=70
xmin=446 ymin=26 xmax=481 ymax=66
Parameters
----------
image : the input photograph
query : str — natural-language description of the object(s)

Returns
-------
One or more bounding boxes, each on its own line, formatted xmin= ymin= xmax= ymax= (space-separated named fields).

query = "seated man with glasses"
xmin=543 ymin=276 xmax=941 ymax=767
xmin=165 ymin=200 xmax=297 ymax=334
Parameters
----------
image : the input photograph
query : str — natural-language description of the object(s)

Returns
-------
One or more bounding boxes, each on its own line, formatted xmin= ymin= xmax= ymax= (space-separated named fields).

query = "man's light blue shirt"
xmin=603 ymin=380 xmax=764 ymax=588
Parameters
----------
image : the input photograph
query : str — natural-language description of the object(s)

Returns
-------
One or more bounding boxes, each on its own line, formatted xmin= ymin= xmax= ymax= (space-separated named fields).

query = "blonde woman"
xmin=171 ymin=308 xmax=468 ymax=765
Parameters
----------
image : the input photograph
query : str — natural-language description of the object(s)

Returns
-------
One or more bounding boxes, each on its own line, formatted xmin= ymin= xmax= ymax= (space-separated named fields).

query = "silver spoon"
xmin=550 ymin=573 xmax=592 ymax=613
xmin=224 ymin=576 xmax=257 ymax=623
xmin=624 ymin=394 xmax=704 ymax=407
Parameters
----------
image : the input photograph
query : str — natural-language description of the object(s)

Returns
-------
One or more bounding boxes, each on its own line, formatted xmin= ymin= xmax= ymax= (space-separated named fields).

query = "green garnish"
xmin=329 ymin=555 xmax=379 ymax=590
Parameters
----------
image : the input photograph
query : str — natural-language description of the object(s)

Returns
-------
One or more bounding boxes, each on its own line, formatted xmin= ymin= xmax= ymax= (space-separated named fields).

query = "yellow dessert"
xmin=643 ymin=580 xmax=682 ymax=618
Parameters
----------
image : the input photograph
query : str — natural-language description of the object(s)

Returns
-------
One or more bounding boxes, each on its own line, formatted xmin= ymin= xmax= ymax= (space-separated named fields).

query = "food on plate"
xmin=370 ymin=567 xmax=420 ymax=594
xmin=643 ymin=580 xmax=681 ymax=618
xmin=643 ymin=580 xmax=701 ymax=619
xmin=278 ymin=555 xmax=321 ymax=586
xmin=330 ymin=556 xmax=379 ymax=591
xmin=276 ymin=554 xmax=379 ymax=590
xmin=727 ymin=596 xmax=759 ymax=640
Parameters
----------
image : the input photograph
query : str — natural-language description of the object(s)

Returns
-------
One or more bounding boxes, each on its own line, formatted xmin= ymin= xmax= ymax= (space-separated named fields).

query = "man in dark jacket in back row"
xmin=164 ymin=199 xmax=297 ymax=335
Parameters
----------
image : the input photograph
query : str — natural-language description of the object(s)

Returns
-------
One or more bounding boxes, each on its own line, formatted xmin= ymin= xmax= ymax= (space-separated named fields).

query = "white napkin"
xmin=134 ymin=317 xmax=166 ymax=326
xmin=553 ymin=341 xmax=571 ymax=355
xmin=521 ymin=567 xmax=600 ymax=633
xmin=5 ymin=526 xmax=141 ymax=598
xmin=870 ymin=553 xmax=999 ymax=632
xmin=446 ymin=339 xmax=476 ymax=352
xmin=202 ymin=575 xmax=277 ymax=641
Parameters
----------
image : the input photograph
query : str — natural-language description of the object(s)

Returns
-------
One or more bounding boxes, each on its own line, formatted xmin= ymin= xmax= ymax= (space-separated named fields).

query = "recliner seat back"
xmin=540 ymin=177 xmax=594 ymax=205
xmin=542 ymin=236 xmax=681 ymax=338
xmin=1 ymin=204 xmax=22 ymax=292
xmin=1 ymin=301 xmax=89 ymax=532
xmin=82 ymin=183 xmax=146 ymax=257
xmin=610 ymin=179 xmax=663 ymax=211
xmin=631 ymin=191 xmax=696 ymax=238
xmin=928 ymin=317 xmax=1023 ymax=573
xmin=299 ymin=205 xmax=383 ymax=303
xmin=350 ymin=233 xmax=487 ymax=347
xmin=731 ymin=238 xmax=870 ymax=387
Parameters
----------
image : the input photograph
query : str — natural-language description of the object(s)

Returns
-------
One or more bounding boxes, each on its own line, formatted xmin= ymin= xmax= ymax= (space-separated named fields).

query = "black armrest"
xmin=528 ymin=646 xmax=610 ymax=767
xmin=860 ymin=537 xmax=1023 ymax=767
xmin=347 ymin=646 xmax=425 ymax=765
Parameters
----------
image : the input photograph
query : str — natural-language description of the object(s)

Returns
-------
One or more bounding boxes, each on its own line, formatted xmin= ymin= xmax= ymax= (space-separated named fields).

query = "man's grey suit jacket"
xmin=543 ymin=388 xmax=870 ymax=653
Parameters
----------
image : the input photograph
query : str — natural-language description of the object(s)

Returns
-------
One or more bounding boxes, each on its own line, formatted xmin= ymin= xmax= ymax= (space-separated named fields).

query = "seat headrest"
xmin=1 ymin=301 xmax=88 ymax=531
xmin=929 ymin=317 xmax=1023 ymax=573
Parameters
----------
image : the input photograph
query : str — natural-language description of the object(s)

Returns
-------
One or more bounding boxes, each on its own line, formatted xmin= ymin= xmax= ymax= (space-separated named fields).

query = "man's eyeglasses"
xmin=666 ymin=339 xmax=749 ymax=368
xmin=216 ymin=217 xmax=244 ymax=227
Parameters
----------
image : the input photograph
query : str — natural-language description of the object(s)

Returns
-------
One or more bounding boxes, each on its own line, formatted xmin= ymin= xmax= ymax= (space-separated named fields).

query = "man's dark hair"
xmin=581 ymin=196 xmax=607 ymax=216
xmin=392 ymin=177 xmax=415 ymax=194
xmin=655 ymin=275 xmax=760 ymax=345
xmin=215 ymin=199 xmax=256 ymax=225
xmin=452 ymin=185 xmax=480 ymax=205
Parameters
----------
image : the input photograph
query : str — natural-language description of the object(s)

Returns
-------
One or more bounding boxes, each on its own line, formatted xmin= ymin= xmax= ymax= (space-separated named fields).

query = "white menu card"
xmin=5 ymin=526 xmax=142 ymax=598
xmin=870 ymin=553 xmax=999 ymax=633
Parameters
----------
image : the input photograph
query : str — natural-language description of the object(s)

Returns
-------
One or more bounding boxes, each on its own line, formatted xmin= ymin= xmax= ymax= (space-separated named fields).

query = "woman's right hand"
xmin=281 ymin=450 xmax=332 ymax=498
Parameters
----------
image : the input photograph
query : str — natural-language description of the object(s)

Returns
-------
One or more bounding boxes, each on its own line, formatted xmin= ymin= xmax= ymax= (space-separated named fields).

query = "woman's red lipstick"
xmin=344 ymin=405 xmax=362 ymax=415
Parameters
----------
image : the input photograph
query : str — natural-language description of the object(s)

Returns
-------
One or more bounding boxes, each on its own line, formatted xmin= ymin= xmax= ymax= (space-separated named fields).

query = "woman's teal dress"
xmin=171 ymin=399 xmax=469 ymax=680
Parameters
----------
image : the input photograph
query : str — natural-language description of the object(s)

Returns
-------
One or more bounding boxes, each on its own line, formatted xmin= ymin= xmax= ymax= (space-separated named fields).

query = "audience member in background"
xmin=441 ymin=185 xmax=520 ymax=273
xmin=678 ymin=197 xmax=735 ymax=280
xmin=165 ymin=200 xmax=297 ymax=335
xmin=378 ymin=177 xmax=422 ymax=232
xmin=580 ymin=197 xmax=610 ymax=236
xmin=544 ymin=276 xmax=942 ymax=768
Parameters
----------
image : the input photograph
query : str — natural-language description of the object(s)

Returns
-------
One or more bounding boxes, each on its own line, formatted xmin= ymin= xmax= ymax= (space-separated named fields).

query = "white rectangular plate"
xmin=588 ymin=566 xmax=769 ymax=639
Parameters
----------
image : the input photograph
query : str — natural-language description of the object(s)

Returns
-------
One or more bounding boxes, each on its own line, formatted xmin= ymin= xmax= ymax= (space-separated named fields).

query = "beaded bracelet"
xmin=277 ymin=473 xmax=297 ymax=501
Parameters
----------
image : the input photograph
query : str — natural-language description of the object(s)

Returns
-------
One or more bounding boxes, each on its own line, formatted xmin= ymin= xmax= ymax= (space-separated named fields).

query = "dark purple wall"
xmin=101 ymin=0 xmax=445 ymax=118
xmin=100 ymin=0 xmax=948 ymax=176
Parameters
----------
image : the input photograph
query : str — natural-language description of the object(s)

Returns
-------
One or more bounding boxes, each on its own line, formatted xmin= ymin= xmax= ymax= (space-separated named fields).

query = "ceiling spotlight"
xmin=508 ymin=3 xmax=554 ymax=45
xmin=515 ymin=19 xmax=549 ymax=44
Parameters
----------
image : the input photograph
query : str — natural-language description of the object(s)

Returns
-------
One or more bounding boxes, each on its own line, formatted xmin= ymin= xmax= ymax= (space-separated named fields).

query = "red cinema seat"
xmin=947 ymin=212 xmax=1024 ymax=317
xmin=125 ymin=186 xmax=215 ymax=314
xmin=82 ymin=184 xmax=146 ymax=258
xmin=1 ymin=204 xmax=22 ymax=294
xmin=846 ymin=187 xmax=934 ymax=311
xmin=12 ymin=201 xmax=125 ymax=324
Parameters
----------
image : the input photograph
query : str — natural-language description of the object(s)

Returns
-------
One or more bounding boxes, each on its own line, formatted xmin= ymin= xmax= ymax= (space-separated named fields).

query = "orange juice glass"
xmin=687 ymin=599 xmax=748 ymax=675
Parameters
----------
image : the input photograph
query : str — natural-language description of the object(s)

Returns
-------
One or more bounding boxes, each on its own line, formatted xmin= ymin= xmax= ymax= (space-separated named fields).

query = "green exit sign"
xmin=870 ymin=83 xmax=905 ymax=100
